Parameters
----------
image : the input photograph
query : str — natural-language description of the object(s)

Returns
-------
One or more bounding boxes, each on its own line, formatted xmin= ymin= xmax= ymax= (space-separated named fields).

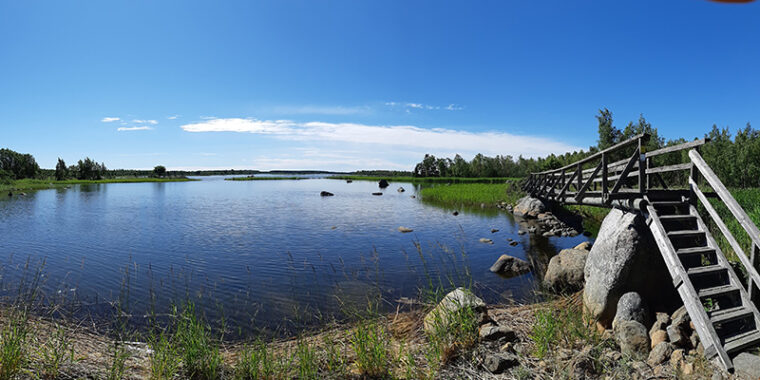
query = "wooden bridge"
xmin=523 ymin=134 xmax=760 ymax=371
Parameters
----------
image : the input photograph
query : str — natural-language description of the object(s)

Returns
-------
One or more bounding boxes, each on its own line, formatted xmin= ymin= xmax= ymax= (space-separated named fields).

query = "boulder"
xmin=320 ymin=191 xmax=334 ymax=196
xmin=378 ymin=179 xmax=389 ymax=188
xmin=423 ymin=288 xmax=486 ymax=334
xmin=490 ymin=255 xmax=531 ymax=277
xmin=543 ymin=248 xmax=588 ymax=292
xmin=733 ymin=352 xmax=760 ymax=380
xmin=647 ymin=342 xmax=673 ymax=366
xmin=574 ymin=241 xmax=592 ymax=251
xmin=452 ymin=211 xmax=459 ymax=216
xmin=671 ymin=306 xmax=690 ymax=330
xmin=583 ymin=208 xmax=675 ymax=326
xmin=614 ymin=320 xmax=650 ymax=358
xmin=667 ymin=325 xmax=688 ymax=348
xmin=483 ymin=353 xmax=519 ymax=374
xmin=512 ymin=196 xmax=546 ymax=218
xmin=612 ymin=292 xmax=648 ymax=330
xmin=397 ymin=226 xmax=413 ymax=233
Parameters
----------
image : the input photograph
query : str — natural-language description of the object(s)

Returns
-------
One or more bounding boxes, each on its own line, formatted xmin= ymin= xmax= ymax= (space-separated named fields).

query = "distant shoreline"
xmin=1 ymin=177 xmax=197 ymax=192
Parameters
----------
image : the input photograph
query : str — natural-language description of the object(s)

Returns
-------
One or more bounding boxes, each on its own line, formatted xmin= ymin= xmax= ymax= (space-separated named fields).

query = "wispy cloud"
xmin=117 ymin=126 xmax=153 ymax=131
xmin=270 ymin=105 xmax=370 ymax=116
xmin=101 ymin=117 xmax=120 ymax=122
xmin=385 ymin=102 xmax=463 ymax=112
xmin=180 ymin=117 xmax=580 ymax=158
xmin=167 ymin=115 xmax=180 ymax=120
xmin=132 ymin=119 xmax=158 ymax=125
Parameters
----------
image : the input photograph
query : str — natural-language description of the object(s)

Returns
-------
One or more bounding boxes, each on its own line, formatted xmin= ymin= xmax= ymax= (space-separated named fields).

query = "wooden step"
xmin=668 ymin=230 xmax=705 ymax=238
xmin=710 ymin=307 xmax=753 ymax=325
xmin=687 ymin=265 xmax=726 ymax=276
xmin=724 ymin=329 xmax=760 ymax=355
xmin=677 ymin=247 xmax=716 ymax=256
xmin=699 ymin=285 xmax=739 ymax=299
xmin=659 ymin=215 xmax=697 ymax=222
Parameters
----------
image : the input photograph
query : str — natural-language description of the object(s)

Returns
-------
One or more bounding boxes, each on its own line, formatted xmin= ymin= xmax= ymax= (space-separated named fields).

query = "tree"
xmin=596 ymin=108 xmax=620 ymax=150
xmin=0 ymin=148 xmax=40 ymax=179
xmin=74 ymin=157 xmax=107 ymax=180
xmin=55 ymin=158 xmax=69 ymax=180
xmin=152 ymin=165 xmax=167 ymax=178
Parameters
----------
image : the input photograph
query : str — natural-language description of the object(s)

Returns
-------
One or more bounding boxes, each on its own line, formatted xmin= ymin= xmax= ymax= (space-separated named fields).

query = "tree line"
xmin=412 ymin=108 xmax=760 ymax=188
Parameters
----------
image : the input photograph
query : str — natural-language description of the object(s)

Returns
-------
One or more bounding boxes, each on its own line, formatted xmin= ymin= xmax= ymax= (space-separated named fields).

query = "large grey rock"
xmin=513 ymin=196 xmax=546 ymax=218
xmin=614 ymin=320 xmax=650 ymax=358
xmin=733 ymin=352 xmax=760 ymax=380
xmin=490 ymin=254 xmax=531 ymax=277
xmin=583 ymin=208 xmax=674 ymax=325
xmin=423 ymin=288 xmax=485 ymax=334
xmin=612 ymin=292 xmax=648 ymax=330
xmin=543 ymin=248 xmax=588 ymax=292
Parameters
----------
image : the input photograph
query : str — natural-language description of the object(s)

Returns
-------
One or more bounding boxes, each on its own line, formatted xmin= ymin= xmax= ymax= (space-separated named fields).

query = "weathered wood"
xmin=575 ymin=160 xmax=603 ymax=201
xmin=638 ymin=138 xmax=646 ymax=193
xmin=647 ymin=138 xmax=709 ymax=158
xmin=646 ymin=163 xmax=692 ymax=174
xmin=601 ymin=153 xmax=608 ymax=202
xmin=533 ymin=133 xmax=648 ymax=175
xmin=557 ymin=168 xmax=577 ymax=200
xmin=610 ymin=150 xmax=640 ymax=194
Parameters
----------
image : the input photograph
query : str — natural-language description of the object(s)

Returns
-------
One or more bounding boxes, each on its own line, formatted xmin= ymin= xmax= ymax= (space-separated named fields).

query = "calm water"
xmin=0 ymin=177 xmax=589 ymax=336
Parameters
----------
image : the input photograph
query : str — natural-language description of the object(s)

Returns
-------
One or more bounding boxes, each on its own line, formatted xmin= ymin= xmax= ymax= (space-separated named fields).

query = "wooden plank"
xmin=533 ymin=133 xmax=648 ymax=175
xmin=647 ymin=138 xmax=709 ymax=158
xmin=691 ymin=178 xmax=760 ymax=298
xmin=646 ymin=163 xmax=692 ymax=174
xmin=690 ymin=150 xmax=760 ymax=250
xmin=610 ymin=150 xmax=639 ymax=194
xmin=601 ymin=153 xmax=608 ymax=202
xmin=638 ymin=139 xmax=645 ymax=193
xmin=557 ymin=168 xmax=577 ymax=200
xmin=575 ymin=161 xmax=603 ymax=201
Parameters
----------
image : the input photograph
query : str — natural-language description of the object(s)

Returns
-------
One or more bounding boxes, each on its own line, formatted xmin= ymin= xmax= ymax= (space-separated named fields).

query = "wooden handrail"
xmin=533 ymin=133 xmax=649 ymax=175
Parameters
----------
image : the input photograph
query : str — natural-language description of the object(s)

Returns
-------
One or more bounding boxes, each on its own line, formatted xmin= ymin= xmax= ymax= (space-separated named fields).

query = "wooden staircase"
xmin=646 ymin=193 xmax=760 ymax=371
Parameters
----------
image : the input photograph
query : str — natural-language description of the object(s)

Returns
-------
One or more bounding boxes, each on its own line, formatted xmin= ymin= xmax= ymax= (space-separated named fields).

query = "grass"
xmin=330 ymin=175 xmax=520 ymax=184
xmin=225 ymin=176 xmax=307 ymax=181
xmin=1 ymin=177 xmax=196 ymax=192
xmin=698 ymin=188 xmax=760 ymax=265
xmin=419 ymin=180 xmax=523 ymax=207
xmin=175 ymin=303 xmax=223 ymax=380
xmin=0 ymin=310 xmax=28 ymax=380
xmin=350 ymin=320 xmax=391 ymax=378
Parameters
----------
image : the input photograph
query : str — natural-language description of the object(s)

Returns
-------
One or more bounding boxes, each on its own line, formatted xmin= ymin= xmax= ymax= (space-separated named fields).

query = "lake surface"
xmin=0 ymin=177 xmax=590 ymax=337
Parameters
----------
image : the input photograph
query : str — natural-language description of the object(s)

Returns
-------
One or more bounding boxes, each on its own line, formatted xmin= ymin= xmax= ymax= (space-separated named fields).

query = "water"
xmin=0 ymin=177 xmax=590 ymax=337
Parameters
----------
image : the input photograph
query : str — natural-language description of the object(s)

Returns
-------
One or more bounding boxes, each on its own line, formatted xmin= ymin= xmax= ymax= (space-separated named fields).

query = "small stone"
xmin=500 ymin=342 xmax=514 ymax=353
xmin=517 ymin=230 xmax=526 ymax=235
xmin=320 ymin=191 xmax=334 ymax=196
xmin=509 ymin=241 xmax=518 ymax=246
xmin=452 ymin=211 xmax=458 ymax=216
xmin=478 ymin=325 xmax=516 ymax=342
xmin=671 ymin=306 xmax=690 ymax=330
xmin=491 ymin=228 xmax=499 ymax=233
xmin=483 ymin=353 xmax=519 ymax=374
xmin=650 ymin=329 xmax=668 ymax=348
xmin=681 ymin=362 xmax=694 ymax=376
xmin=669 ymin=349 xmax=685 ymax=368
xmin=647 ymin=342 xmax=673 ymax=366
xmin=542 ymin=231 xmax=554 ymax=237
xmin=614 ymin=320 xmax=650 ymax=358
xmin=649 ymin=312 xmax=670 ymax=336
xmin=479 ymin=238 xmax=493 ymax=244
xmin=397 ymin=226 xmax=413 ymax=233
xmin=667 ymin=325 xmax=687 ymax=348
xmin=574 ymin=241 xmax=591 ymax=251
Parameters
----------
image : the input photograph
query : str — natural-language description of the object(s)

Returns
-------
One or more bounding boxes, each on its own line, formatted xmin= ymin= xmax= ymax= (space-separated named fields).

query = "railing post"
xmin=638 ymin=137 xmax=646 ymax=194
xmin=576 ymin=164 xmax=582 ymax=194
xmin=601 ymin=153 xmax=608 ymax=203
xmin=751 ymin=244 xmax=759 ymax=305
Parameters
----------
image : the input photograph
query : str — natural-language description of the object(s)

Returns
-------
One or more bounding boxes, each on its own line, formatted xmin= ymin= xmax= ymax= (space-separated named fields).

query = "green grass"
xmin=175 ymin=303 xmax=223 ymax=380
xmin=0 ymin=177 xmax=196 ymax=192
xmin=225 ymin=176 xmax=307 ymax=181
xmin=330 ymin=175 xmax=520 ymax=184
xmin=0 ymin=310 xmax=28 ymax=380
xmin=702 ymin=188 xmax=760 ymax=265
xmin=349 ymin=320 xmax=391 ymax=378
xmin=419 ymin=180 xmax=523 ymax=207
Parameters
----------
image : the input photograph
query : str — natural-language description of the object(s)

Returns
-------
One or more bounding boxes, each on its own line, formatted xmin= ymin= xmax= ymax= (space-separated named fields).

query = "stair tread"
xmin=699 ymin=285 xmax=739 ymax=298
xmin=710 ymin=306 xmax=752 ymax=324
xmin=652 ymin=200 xmax=687 ymax=206
xmin=687 ymin=265 xmax=726 ymax=275
xmin=667 ymin=230 xmax=705 ymax=237
xmin=724 ymin=330 xmax=760 ymax=354
xmin=659 ymin=214 xmax=697 ymax=220
xmin=677 ymin=246 xmax=715 ymax=255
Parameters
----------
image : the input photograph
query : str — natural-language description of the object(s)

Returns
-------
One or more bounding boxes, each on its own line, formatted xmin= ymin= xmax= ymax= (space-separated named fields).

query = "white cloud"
xmin=132 ymin=119 xmax=158 ymax=125
xmin=445 ymin=104 xmax=464 ymax=111
xmin=270 ymin=105 xmax=369 ymax=115
xmin=117 ymin=126 xmax=153 ymax=131
xmin=101 ymin=117 xmax=120 ymax=122
xmin=167 ymin=115 xmax=180 ymax=120
xmin=180 ymin=118 xmax=581 ymax=158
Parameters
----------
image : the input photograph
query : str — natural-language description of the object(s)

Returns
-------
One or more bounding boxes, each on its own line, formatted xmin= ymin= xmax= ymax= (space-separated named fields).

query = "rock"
xmin=512 ymin=196 xmax=546 ymax=218
xmin=681 ymin=362 xmax=694 ymax=376
xmin=650 ymin=329 xmax=668 ymax=348
xmin=491 ymin=228 xmax=499 ymax=233
xmin=612 ymin=292 xmax=648 ymax=330
xmin=517 ymin=230 xmax=526 ymax=235
xmin=509 ymin=241 xmax=518 ymax=246
xmin=320 ymin=191 xmax=334 ymax=196
xmin=479 ymin=238 xmax=493 ymax=244
xmin=574 ymin=241 xmax=592 ymax=251
xmin=614 ymin=320 xmax=650 ymax=358
xmin=733 ymin=352 xmax=760 ymax=380
xmin=397 ymin=226 xmax=413 ymax=233
xmin=500 ymin=342 xmax=514 ymax=353
xmin=452 ymin=211 xmax=459 ymax=216
xmin=542 ymin=231 xmax=555 ymax=237
xmin=583 ymin=208 xmax=674 ymax=325
xmin=671 ymin=306 xmax=690 ymax=330
xmin=669 ymin=348 xmax=685 ymax=368
xmin=378 ymin=179 xmax=389 ymax=188
xmin=647 ymin=342 xmax=673 ymax=366
xmin=346 ymin=179 xmax=352 ymax=183
xmin=650 ymin=312 xmax=671 ymax=336
xmin=689 ymin=330 xmax=700 ymax=348
xmin=543 ymin=248 xmax=588 ymax=292
xmin=667 ymin=324 xmax=688 ymax=348
xmin=410 ymin=195 xmax=416 ymax=198
xmin=397 ymin=187 xmax=405 ymax=192
xmin=483 ymin=353 xmax=519 ymax=374
xmin=423 ymin=288 xmax=485 ymax=334
xmin=371 ymin=192 xmax=382 ymax=196
xmin=489 ymin=255 xmax=531 ymax=277
xmin=478 ymin=324 xmax=516 ymax=342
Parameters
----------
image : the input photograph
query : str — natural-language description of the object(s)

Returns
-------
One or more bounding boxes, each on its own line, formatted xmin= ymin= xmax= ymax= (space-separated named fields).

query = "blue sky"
xmin=1 ymin=0 xmax=758 ymax=171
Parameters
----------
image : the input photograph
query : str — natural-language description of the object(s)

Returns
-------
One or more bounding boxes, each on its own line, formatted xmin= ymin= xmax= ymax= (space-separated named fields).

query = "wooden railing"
xmin=689 ymin=150 xmax=760 ymax=305
xmin=523 ymin=134 xmax=709 ymax=210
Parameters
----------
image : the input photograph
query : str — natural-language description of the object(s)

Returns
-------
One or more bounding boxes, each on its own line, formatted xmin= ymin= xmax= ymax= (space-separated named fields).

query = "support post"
xmin=638 ymin=137 xmax=646 ymax=194
xmin=601 ymin=153 xmax=608 ymax=204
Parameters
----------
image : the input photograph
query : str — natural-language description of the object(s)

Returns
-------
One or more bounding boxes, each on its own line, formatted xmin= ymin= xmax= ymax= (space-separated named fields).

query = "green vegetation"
xmin=419 ymin=182 xmax=522 ymax=207
xmin=0 ymin=177 xmax=197 ymax=193
xmin=701 ymin=188 xmax=760 ymax=265
xmin=0 ymin=310 xmax=28 ymax=380
xmin=331 ymin=175 xmax=517 ymax=184
xmin=225 ymin=176 xmax=307 ymax=181
xmin=350 ymin=320 xmax=391 ymax=378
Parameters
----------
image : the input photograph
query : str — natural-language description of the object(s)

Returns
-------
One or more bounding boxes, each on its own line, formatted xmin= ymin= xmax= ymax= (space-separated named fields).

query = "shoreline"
xmin=1 ymin=177 xmax=197 ymax=193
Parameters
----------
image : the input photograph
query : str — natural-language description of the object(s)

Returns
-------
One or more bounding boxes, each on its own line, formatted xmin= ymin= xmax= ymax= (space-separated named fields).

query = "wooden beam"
xmin=610 ymin=150 xmax=640 ymax=195
xmin=647 ymin=138 xmax=709 ymax=158
xmin=575 ymin=160 xmax=603 ymax=202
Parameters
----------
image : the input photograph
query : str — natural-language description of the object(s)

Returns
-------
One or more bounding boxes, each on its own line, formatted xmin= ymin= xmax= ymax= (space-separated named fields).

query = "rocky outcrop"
xmin=583 ymin=208 xmax=675 ymax=325
xmin=378 ymin=179 xmax=389 ymax=188
xmin=489 ymin=255 xmax=531 ymax=277
xmin=543 ymin=248 xmax=588 ymax=292
xmin=512 ymin=196 xmax=546 ymax=218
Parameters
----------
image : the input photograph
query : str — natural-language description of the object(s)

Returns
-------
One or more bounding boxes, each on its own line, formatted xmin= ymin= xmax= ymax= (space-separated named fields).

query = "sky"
xmin=1 ymin=0 xmax=758 ymax=171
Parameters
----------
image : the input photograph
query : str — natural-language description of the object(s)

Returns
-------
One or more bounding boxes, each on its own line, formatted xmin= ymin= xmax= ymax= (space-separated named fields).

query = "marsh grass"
xmin=175 ymin=303 xmax=223 ymax=380
xmin=0 ymin=310 xmax=28 ymax=380
xmin=148 ymin=331 xmax=181 ymax=380
xmin=0 ymin=177 xmax=195 ymax=193
xmin=330 ymin=175 xmax=520 ymax=184
xmin=34 ymin=323 xmax=76 ymax=379
xmin=419 ymin=182 xmax=523 ymax=207
xmin=350 ymin=320 xmax=392 ymax=378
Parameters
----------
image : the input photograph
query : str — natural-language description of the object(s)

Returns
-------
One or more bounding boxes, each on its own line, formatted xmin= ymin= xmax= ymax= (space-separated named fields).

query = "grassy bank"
xmin=0 ymin=177 xmax=196 ymax=192
xmin=330 ymin=175 xmax=519 ymax=184
xmin=225 ymin=176 xmax=308 ymax=181
xmin=419 ymin=181 xmax=523 ymax=207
